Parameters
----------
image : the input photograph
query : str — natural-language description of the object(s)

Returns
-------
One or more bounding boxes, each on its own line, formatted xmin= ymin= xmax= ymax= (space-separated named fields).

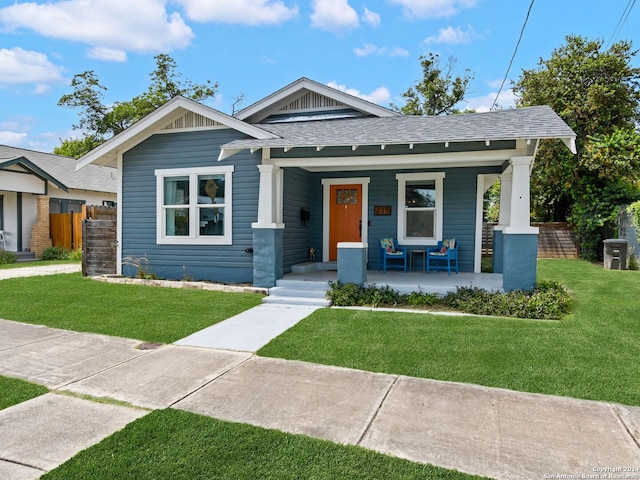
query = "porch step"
xmin=263 ymin=279 xmax=332 ymax=307
xmin=291 ymin=261 xmax=337 ymax=273
xmin=14 ymin=252 xmax=36 ymax=262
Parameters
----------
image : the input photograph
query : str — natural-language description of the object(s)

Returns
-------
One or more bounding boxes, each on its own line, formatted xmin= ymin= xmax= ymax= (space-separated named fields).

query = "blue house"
xmin=76 ymin=78 xmax=576 ymax=291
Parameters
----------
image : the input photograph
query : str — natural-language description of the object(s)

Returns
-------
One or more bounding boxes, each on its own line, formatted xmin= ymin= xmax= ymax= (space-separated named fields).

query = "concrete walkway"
xmin=0 ymin=319 xmax=639 ymax=480
xmin=0 ymin=263 xmax=81 ymax=280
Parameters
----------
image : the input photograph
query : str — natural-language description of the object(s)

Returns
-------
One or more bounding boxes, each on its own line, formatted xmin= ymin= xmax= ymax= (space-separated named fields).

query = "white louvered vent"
xmin=162 ymin=112 xmax=224 ymax=130
xmin=279 ymin=92 xmax=345 ymax=112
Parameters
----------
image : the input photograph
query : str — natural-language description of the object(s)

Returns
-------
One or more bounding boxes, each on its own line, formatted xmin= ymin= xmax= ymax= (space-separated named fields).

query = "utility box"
xmin=603 ymin=239 xmax=628 ymax=270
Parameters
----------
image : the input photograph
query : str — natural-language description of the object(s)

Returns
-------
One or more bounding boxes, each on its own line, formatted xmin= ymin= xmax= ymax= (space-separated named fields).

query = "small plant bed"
xmin=0 ymin=376 xmax=48 ymax=410
xmin=327 ymin=280 xmax=571 ymax=320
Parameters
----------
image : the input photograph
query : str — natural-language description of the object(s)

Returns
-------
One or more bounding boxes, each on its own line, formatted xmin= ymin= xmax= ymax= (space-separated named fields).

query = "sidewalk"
xmin=1 ymin=318 xmax=639 ymax=480
xmin=0 ymin=263 xmax=81 ymax=280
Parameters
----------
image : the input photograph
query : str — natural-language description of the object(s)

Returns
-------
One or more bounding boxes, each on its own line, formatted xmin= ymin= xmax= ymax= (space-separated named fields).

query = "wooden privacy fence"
xmin=49 ymin=212 xmax=83 ymax=250
xmin=482 ymin=222 xmax=578 ymax=258
xmin=82 ymin=218 xmax=116 ymax=276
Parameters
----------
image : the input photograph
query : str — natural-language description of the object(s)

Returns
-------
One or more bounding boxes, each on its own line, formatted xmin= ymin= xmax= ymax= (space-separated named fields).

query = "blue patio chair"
xmin=426 ymin=238 xmax=458 ymax=275
xmin=378 ymin=237 xmax=407 ymax=273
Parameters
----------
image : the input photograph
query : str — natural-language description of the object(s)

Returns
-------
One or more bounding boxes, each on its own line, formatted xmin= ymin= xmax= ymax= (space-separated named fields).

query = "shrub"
xmin=41 ymin=246 xmax=71 ymax=260
xmin=0 ymin=250 xmax=17 ymax=265
xmin=405 ymin=290 xmax=440 ymax=307
xmin=69 ymin=248 xmax=83 ymax=261
xmin=443 ymin=281 xmax=571 ymax=320
xmin=327 ymin=280 xmax=572 ymax=320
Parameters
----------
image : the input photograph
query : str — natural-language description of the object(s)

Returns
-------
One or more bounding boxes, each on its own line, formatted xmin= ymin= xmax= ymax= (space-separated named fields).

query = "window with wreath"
xmin=396 ymin=172 xmax=445 ymax=245
xmin=155 ymin=166 xmax=233 ymax=245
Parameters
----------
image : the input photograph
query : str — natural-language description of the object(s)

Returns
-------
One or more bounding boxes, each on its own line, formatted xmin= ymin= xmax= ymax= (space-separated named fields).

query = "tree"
xmin=56 ymin=54 xmax=218 ymax=157
xmin=395 ymin=53 xmax=473 ymax=116
xmin=514 ymin=35 xmax=640 ymax=260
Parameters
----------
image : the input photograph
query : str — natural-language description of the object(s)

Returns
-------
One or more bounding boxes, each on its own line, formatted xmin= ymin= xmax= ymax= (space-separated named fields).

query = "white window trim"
xmin=155 ymin=165 xmax=234 ymax=245
xmin=396 ymin=172 xmax=445 ymax=246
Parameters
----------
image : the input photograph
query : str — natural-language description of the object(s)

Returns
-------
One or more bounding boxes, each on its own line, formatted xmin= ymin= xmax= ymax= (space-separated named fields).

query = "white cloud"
xmin=353 ymin=43 xmax=409 ymax=57
xmin=310 ymin=0 xmax=359 ymax=34
xmin=327 ymin=81 xmax=391 ymax=105
xmin=465 ymin=88 xmax=517 ymax=112
xmin=389 ymin=0 xmax=477 ymax=19
xmin=424 ymin=25 xmax=474 ymax=45
xmin=177 ymin=0 xmax=298 ymax=25
xmin=0 ymin=0 xmax=194 ymax=61
xmin=0 ymin=48 xmax=65 ymax=89
xmin=0 ymin=131 xmax=28 ymax=146
xmin=362 ymin=7 xmax=381 ymax=27
xmin=88 ymin=47 xmax=128 ymax=63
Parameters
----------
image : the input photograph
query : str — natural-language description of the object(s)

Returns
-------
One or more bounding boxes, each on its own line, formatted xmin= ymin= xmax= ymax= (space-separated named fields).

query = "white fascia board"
xmin=265 ymin=149 xmax=525 ymax=171
xmin=76 ymin=96 xmax=278 ymax=171
xmin=235 ymin=77 xmax=398 ymax=122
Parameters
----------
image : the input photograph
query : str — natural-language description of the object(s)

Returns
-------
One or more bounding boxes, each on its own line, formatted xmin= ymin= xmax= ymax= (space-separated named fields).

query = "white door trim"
xmin=321 ymin=177 xmax=370 ymax=263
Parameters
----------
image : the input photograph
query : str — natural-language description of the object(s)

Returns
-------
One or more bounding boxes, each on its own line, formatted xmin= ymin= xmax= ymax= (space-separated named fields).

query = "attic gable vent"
xmin=279 ymin=92 xmax=345 ymax=112
xmin=162 ymin=112 xmax=224 ymax=131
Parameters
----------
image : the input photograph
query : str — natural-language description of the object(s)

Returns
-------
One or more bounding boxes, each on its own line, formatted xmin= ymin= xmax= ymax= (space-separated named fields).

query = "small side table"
xmin=410 ymin=250 xmax=426 ymax=271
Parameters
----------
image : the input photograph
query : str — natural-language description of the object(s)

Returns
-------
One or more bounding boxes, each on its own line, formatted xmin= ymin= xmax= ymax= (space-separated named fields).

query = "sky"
xmin=1 ymin=0 xmax=639 ymax=153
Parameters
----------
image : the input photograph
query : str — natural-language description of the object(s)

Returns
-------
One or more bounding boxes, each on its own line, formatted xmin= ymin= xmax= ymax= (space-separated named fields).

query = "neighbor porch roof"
xmin=219 ymin=106 xmax=577 ymax=160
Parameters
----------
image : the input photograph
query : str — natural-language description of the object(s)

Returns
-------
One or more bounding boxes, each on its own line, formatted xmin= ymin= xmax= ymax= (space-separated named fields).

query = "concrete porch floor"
xmin=281 ymin=267 xmax=503 ymax=295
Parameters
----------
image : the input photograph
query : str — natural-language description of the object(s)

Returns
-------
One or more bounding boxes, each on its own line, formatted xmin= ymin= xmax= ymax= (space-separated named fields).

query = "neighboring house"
xmin=76 ymin=77 xmax=576 ymax=290
xmin=0 ymin=145 xmax=117 ymax=255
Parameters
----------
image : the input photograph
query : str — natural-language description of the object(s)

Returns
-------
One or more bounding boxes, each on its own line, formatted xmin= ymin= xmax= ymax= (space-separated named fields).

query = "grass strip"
xmin=0 ymin=273 xmax=263 ymax=343
xmin=0 ymin=376 xmax=48 ymax=410
xmin=42 ymin=409 xmax=480 ymax=480
xmin=259 ymin=259 xmax=640 ymax=406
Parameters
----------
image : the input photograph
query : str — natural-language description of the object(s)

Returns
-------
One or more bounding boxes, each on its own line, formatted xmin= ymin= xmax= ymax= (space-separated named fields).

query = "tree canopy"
xmin=395 ymin=53 xmax=473 ymax=116
xmin=514 ymin=35 xmax=640 ymax=260
xmin=55 ymin=54 xmax=218 ymax=158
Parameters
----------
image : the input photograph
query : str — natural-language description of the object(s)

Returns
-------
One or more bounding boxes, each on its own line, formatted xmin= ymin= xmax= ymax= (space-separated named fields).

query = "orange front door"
xmin=329 ymin=184 xmax=362 ymax=261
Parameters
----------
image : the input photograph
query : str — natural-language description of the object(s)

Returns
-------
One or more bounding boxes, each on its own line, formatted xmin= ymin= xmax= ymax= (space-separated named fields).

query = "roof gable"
xmin=0 ymin=144 xmax=116 ymax=193
xmin=76 ymin=96 xmax=279 ymax=170
xmin=234 ymin=77 xmax=399 ymax=124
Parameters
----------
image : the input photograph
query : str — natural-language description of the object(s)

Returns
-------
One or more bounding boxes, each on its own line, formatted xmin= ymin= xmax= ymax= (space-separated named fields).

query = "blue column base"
xmin=492 ymin=229 xmax=504 ymax=273
xmin=337 ymin=243 xmax=367 ymax=286
xmin=252 ymin=228 xmax=284 ymax=288
xmin=502 ymin=233 xmax=538 ymax=291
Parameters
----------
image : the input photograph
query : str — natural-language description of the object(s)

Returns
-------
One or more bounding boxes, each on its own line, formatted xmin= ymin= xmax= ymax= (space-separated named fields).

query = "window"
xmin=396 ymin=172 xmax=445 ymax=245
xmin=155 ymin=166 xmax=234 ymax=245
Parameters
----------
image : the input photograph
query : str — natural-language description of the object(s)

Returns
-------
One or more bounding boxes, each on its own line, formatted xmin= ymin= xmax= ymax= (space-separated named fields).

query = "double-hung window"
xmin=155 ymin=166 xmax=233 ymax=245
xmin=396 ymin=172 xmax=445 ymax=245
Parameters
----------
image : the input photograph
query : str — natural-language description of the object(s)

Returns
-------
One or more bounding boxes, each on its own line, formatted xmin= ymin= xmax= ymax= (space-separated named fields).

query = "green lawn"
xmin=0 ymin=259 xmax=81 ymax=269
xmin=0 ymin=376 xmax=48 ymax=410
xmin=0 ymin=273 xmax=263 ymax=343
xmin=43 ymin=409 xmax=480 ymax=480
xmin=259 ymin=259 xmax=640 ymax=406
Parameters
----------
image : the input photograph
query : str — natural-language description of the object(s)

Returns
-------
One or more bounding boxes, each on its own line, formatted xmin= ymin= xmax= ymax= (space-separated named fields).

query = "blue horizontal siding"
xmin=121 ymin=129 xmax=259 ymax=283
xmin=282 ymin=168 xmax=312 ymax=271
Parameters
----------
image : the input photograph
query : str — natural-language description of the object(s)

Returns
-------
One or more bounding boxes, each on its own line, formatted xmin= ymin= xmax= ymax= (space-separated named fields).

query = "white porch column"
xmin=504 ymin=156 xmax=537 ymax=234
xmin=497 ymin=172 xmax=512 ymax=229
xmin=252 ymin=164 xmax=284 ymax=229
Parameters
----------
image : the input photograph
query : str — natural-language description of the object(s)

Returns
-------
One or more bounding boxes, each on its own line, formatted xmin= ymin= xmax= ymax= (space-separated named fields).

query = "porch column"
xmin=337 ymin=242 xmax=367 ymax=286
xmin=252 ymin=164 xmax=285 ymax=288
xmin=492 ymin=173 xmax=512 ymax=274
xmin=254 ymin=164 xmax=283 ymax=228
xmin=502 ymin=156 xmax=538 ymax=291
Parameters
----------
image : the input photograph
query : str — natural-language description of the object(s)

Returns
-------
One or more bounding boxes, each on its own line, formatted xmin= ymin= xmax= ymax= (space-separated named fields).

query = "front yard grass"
xmin=259 ymin=259 xmax=640 ymax=406
xmin=0 ymin=376 xmax=48 ymax=410
xmin=0 ymin=273 xmax=263 ymax=344
xmin=42 ymin=409 xmax=480 ymax=480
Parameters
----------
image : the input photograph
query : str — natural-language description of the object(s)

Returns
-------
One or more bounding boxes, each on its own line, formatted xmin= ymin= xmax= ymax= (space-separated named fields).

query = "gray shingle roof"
xmin=222 ymin=106 xmax=576 ymax=150
xmin=0 ymin=145 xmax=116 ymax=193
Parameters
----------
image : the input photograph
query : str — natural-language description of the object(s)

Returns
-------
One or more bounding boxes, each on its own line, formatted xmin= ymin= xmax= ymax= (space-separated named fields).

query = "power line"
xmin=491 ymin=0 xmax=535 ymax=111
xmin=607 ymin=0 xmax=636 ymax=49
